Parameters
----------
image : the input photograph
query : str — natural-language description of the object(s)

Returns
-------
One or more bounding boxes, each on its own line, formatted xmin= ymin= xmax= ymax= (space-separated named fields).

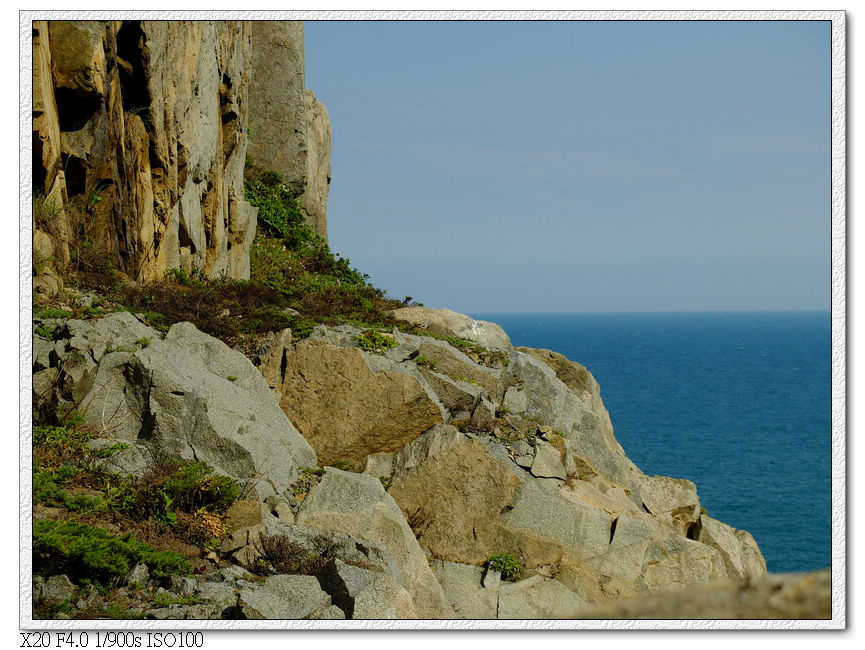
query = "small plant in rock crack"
xmin=353 ymin=329 xmax=398 ymax=353
xmin=486 ymin=553 xmax=524 ymax=581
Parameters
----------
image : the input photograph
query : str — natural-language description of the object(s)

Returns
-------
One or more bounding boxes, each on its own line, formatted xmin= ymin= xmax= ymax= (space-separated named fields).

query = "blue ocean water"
xmin=472 ymin=311 xmax=831 ymax=574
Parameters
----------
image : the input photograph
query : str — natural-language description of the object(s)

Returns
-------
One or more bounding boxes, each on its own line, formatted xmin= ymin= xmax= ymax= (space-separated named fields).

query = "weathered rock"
xmin=518 ymin=347 xmax=609 ymax=416
xmin=261 ymin=337 xmax=444 ymax=466
xmin=419 ymin=369 xmax=484 ymax=417
xmin=388 ymin=430 xmax=521 ymax=565
xmin=414 ymin=338 xmax=505 ymax=403
xmin=301 ymin=88 xmax=332 ymax=241
xmin=296 ymin=468 xmax=454 ymax=618
xmin=246 ymin=23 xmax=330 ymax=241
xmin=306 ymin=605 xmax=347 ymax=619
xmin=258 ymin=522 xmax=401 ymax=581
xmin=319 ymin=559 xmax=416 ymax=619
xmin=572 ymin=569 xmax=831 ymax=620
xmin=642 ymin=536 xmax=727 ymax=592
xmin=697 ymin=515 xmax=768 ymax=580
xmin=363 ymin=452 xmax=395 ymax=479
xmin=246 ymin=22 xmax=307 ymax=195
xmin=168 ymin=575 xmax=197 ymax=597
xmin=86 ymin=441 xmax=151 ymax=479
xmin=237 ymin=574 xmax=331 ymax=619
xmin=530 ymin=441 xmax=567 ymax=480
xmin=36 ymin=21 xmax=257 ymax=282
xmin=637 ymin=474 xmax=701 ymax=535
xmin=125 ymin=563 xmax=149 ymax=587
xmin=224 ymin=501 xmax=272 ymax=532
xmin=264 ymin=495 xmax=295 ymax=523
xmin=497 ymin=575 xmax=588 ymax=619
xmin=220 ymin=523 xmax=267 ymax=555
xmin=36 ymin=575 xmax=75 ymax=604
xmin=501 ymin=479 xmax=613 ymax=566
xmin=62 ymin=316 xmax=317 ymax=498
xmin=506 ymin=349 xmax=640 ymax=490
xmin=392 ymin=306 xmax=512 ymax=349
xmin=502 ymin=386 xmax=527 ymax=414
xmin=432 ymin=561 xmax=499 ymax=619
xmin=470 ymin=397 xmax=497 ymax=430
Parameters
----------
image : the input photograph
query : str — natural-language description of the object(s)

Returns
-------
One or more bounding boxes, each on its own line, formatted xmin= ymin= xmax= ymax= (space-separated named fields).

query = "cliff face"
xmin=246 ymin=22 xmax=331 ymax=241
xmin=32 ymin=20 xmax=331 ymax=293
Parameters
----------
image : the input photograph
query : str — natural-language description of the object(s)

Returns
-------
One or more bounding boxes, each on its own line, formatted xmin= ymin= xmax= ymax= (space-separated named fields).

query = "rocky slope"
xmin=33 ymin=305 xmax=776 ymax=620
xmin=32 ymin=20 xmax=330 ymax=294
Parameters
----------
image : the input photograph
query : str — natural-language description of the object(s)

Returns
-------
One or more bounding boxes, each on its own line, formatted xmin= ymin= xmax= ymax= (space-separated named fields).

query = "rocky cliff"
xmin=33 ymin=304 xmax=778 ymax=620
xmin=32 ymin=20 xmax=330 ymax=294
xmin=246 ymin=22 xmax=331 ymax=242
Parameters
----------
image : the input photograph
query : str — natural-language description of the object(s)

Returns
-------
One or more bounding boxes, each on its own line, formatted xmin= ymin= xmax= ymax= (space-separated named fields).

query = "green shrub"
xmin=35 ymin=324 xmax=58 ymax=340
xmin=244 ymin=162 xmax=316 ymax=246
xmin=353 ymin=329 xmax=398 ymax=353
xmin=33 ymin=520 xmax=190 ymax=583
xmin=414 ymin=356 xmax=437 ymax=370
xmin=36 ymin=308 xmax=73 ymax=319
xmin=161 ymin=461 xmax=240 ymax=514
xmin=486 ymin=553 xmax=524 ymax=581
xmin=33 ymin=464 xmax=79 ymax=507
xmin=92 ymin=442 xmax=130 ymax=459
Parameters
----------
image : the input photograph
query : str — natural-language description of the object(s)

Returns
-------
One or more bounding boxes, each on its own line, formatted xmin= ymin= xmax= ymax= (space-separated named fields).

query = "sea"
xmin=471 ymin=311 xmax=832 ymax=574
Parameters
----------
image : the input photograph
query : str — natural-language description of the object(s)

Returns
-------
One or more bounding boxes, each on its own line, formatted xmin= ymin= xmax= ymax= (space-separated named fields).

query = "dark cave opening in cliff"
xmin=54 ymin=86 xmax=102 ymax=133
xmin=116 ymin=21 xmax=151 ymax=114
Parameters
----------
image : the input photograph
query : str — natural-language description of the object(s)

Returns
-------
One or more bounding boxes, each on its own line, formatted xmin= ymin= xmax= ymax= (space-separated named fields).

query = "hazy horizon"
xmin=305 ymin=20 xmax=831 ymax=314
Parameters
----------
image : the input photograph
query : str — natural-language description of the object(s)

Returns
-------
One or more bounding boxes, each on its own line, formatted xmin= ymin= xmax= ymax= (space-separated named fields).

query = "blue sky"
xmin=305 ymin=20 xmax=831 ymax=313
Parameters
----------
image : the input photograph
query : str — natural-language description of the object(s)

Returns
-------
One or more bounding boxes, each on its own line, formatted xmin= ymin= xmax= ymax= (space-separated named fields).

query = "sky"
xmin=305 ymin=20 xmax=831 ymax=314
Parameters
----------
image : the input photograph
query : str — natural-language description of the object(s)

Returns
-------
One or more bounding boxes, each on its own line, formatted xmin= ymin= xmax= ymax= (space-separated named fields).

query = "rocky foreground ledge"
xmin=31 ymin=306 xmax=828 ymax=620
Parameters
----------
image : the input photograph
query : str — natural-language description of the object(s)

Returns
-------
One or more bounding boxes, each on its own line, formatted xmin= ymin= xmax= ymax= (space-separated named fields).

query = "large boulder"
xmin=45 ymin=314 xmax=317 ymax=498
xmin=388 ymin=426 xmax=522 ymax=564
xmin=392 ymin=306 xmax=512 ymax=350
xmin=260 ymin=335 xmax=444 ymax=466
xmin=319 ymin=559 xmax=416 ymax=619
xmin=295 ymin=468 xmax=455 ymax=619
xmin=237 ymin=574 xmax=332 ymax=619
xmin=413 ymin=338 xmax=505 ymax=404
xmin=697 ymin=515 xmax=768 ymax=580
xmin=497 ymin=575 xmax=588 ymax=619
xmin=431 ymin=561 xmax=499 ymax=619
xmin=636 ymin=474 xmax=702 ymax=536
xmin=505 ymin=349 xmax=641 ymax=489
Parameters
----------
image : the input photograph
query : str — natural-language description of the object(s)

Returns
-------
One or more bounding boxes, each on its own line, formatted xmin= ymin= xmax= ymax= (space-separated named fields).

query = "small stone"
xmin=169 ymin=575 xmax=197 ymax=596
xmin=39 ymin=574 xmax=76 ymax=603
xmin=219 ymin=565 xmax=248 ymax=582
xmin=126 ymin=563 xmax=150 ymax=587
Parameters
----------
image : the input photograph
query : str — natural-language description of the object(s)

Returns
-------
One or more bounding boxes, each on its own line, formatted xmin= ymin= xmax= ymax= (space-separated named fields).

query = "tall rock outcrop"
xmin=32 ymin=20 xmax=258 ymax=286
xmin=32 ymin=20 xmax=332 ymax=295
xmin=246 ymin=22 xmax=331 ymax=242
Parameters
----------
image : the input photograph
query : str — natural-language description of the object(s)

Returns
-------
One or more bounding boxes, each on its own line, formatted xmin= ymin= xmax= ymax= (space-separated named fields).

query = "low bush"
xmin=353 ymin=329 xmax=398 ymax=353
xmin=33 ymin=520 xmax=190 ymax=584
